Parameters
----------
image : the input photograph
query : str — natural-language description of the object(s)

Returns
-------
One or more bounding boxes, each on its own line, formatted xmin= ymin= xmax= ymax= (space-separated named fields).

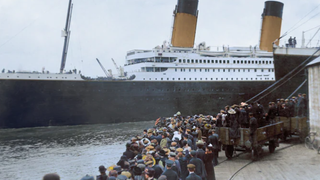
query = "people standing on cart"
xmin=288 ymin=98 xmax=295 ymax=117
xmin=266 ymin=102 xmax=276 ymax=124
xmin=228 ymin=108 xmax=240 ymax=139
xmin=249 ymin=113 xmax=258 ymax=147
xmin=255 ymin=101 xmax=265 ymax=127
xmin=239 ymin=105 xmax=248 ymax=128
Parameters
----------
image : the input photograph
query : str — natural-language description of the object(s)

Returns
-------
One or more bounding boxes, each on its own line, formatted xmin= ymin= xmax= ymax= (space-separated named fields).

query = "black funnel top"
xmin=262 ymin=1 xmax=284 ymax=18
xmin=177 ymin=0 xmax=199 ymax=16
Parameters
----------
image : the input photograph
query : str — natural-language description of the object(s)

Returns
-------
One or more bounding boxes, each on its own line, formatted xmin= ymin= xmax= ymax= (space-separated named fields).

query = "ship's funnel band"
xmin=171 ymin=13 xmax=197 ymax=48
xmin=262 ymin=1 xmax=284 ymax=18
xmin=260 ymin=16 xmax=282 ymax=51
xmin=177 ymin=0 xmax=199 ymax=16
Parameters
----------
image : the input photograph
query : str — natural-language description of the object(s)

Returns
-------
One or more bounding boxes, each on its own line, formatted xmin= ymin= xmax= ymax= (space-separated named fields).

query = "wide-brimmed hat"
xmin=228 ymin=109 xmax=236 ymax=114
xmin=196 ymin=140 xmax=204 ymax=145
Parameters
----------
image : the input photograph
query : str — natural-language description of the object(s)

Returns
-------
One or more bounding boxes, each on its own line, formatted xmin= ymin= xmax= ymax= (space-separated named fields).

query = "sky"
xmin=0 ymin=0 xmax=319 ymax=77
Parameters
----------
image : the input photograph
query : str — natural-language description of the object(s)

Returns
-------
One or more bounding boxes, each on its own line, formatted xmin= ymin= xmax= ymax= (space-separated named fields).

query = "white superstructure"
xmin=124 ymin=44 xmax=275 ymax=82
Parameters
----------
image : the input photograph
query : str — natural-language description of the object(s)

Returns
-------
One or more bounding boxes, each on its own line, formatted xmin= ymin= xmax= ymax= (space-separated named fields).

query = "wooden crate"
xmin=290 ymin=117 xmax=308 ymax=134
xmin=278 ymin=117 xmax=291 ymax=132
xmin=256 ymin=122 xmax=284 ymax=142
xmin=237 ymin=128 xmax=250 ymax=146
xmin=218 ymin=127 xmax=231 ymax=145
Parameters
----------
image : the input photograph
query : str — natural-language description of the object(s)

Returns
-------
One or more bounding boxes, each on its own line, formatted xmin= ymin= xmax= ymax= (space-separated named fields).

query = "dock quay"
xmin=215 ymin=138 xmax=320 ymax=180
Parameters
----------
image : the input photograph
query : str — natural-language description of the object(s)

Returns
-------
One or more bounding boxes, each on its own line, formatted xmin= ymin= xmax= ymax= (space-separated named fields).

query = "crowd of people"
xmin=42 ymin=93 xmax=307 ymax=180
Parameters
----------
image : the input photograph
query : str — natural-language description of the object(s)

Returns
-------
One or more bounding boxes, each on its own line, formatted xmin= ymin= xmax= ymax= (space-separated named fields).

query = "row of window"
xmin=128 ymin=57 xmax=177 ymax=64
xmin=141 ymin=67 xmax=168 ymax=72
xmin=4 ymin=76 xmax=77 ymax=79
xmin=143 ymin=77 xmax=274 ymax=81
xmin=178 ymin=59 xmax=273 ymax=64
xmin=175 ymin=68 xmax=274 ymax=72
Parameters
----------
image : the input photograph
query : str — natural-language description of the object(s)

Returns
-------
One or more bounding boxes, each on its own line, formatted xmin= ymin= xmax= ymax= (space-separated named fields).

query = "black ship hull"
xmin=0 ymin=78 xmax=306 ymax=128
xmin=273 ymin=53 xmax=319 ymax=96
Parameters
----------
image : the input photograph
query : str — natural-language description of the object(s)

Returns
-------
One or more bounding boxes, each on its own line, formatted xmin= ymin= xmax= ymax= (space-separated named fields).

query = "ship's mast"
xmin=60 ymin=0 xmax=73 ymax=74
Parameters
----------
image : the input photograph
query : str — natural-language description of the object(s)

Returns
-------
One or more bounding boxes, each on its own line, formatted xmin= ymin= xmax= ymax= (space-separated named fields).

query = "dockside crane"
xmin=96 ymin=58 xmax=112 ymax=78
xmin=111 ymin=58 xmax=125 ymax=77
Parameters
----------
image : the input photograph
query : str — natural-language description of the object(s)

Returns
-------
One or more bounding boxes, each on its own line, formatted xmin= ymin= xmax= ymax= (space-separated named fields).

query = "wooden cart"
xmin=276 ymin=116 xmax=308 ymax=141
xmin=217 ymin=122 xmax=284 ymax=160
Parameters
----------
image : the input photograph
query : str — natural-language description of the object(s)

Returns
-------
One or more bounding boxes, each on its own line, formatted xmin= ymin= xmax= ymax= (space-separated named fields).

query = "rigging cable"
xmin=289 ymin=12 xmax=320 ymax=33
xmin=246 ymin=47 xmax=320 ymax=103
xmin=306 ymin=27 xmax=320 ymax=47
xmin=280 ymin=3 xmax=320 ymax=38
xmin=286 ymin=79 xmax=307 ymax=99
xmin=0 ymin=1 xmax=62 ymax=51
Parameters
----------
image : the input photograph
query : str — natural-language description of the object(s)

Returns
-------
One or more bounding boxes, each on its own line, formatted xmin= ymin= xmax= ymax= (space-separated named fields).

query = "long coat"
xmin=204 ymin=152 xmax=216 ymax=180
xmin=189 ymin=157 xmax=207 ymax=180
xmin=186 ymin=173 xmax=202 ymax=180
xmin=162 ymin=168 xmax=179 ymax=180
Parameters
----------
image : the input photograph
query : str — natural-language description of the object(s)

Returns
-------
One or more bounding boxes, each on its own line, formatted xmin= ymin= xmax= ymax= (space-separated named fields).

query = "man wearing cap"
xmin=189 ymin=150 xmax=206 ymax=179
xmin=96 ymin=165 xmax=108 ymax=180
xmin=267 ymin=102 xmax=276 ymax=124
xmin=207 ymin=130 xmax=219 ymax=166
xmin=164 ymin=152 xmax=180 ymax=178
xmin=176 ymin=148 xmax=189 ymax=180
xmin=145 ymin=167 xmax=156 ymax=180
xmin=162 ymin=160 xmax=179 ymax=180
xmin=186 ymin=164 xmax=201 ymax=180
xmin=196 ymin=140 xmax=205 ymax=162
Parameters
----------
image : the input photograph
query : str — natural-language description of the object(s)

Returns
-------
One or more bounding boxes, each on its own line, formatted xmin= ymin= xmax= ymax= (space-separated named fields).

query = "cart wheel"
xmin=225 ymin=145 xmax=234 ymax=159
xmin=251 ymin=148 xmax=258 ymax=161
xmin=269 ymin=140 xmax=276 ymax=153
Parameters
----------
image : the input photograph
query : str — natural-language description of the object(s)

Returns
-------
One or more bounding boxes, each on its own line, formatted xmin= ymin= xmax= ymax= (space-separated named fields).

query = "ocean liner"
xmin=0 ymin=0 xmax=296 ymax=128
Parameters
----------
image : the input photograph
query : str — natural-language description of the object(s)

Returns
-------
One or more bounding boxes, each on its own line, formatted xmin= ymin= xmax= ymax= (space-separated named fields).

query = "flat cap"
xmin=165 ymin=160 xmax=174 ymax=167
xmin=187 ymin=164 xmax=196 ymax=169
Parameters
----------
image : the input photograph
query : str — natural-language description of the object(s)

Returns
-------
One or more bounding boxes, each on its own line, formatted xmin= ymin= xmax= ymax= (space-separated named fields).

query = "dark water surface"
xmin=0 ymin=121 xmax=155 ymax=180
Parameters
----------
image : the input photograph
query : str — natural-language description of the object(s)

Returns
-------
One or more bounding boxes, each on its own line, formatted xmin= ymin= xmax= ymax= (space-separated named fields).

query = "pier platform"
xmin=215 ymin=139 xmax=320 ymax=180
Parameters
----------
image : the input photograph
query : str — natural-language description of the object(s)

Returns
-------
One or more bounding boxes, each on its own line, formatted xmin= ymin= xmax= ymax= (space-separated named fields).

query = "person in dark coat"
xmin=96 ymin=165 xmax=108 ymax=180
xmin=177 ymin=149 xmax=189 ymax=180
xmin=215 ymin=114 xmax=223 ymax=127
xmin=196 ymin=140 xmax=206 ymax=163
xmin=249 ymin=113 xmax=258 ymax=147
xmin=207 ymin=130 xmax=219 ymax=166
xmin=239 ymin=105 xmax=248 ymax=128
xmin=153 ymin=163 xmax=164 ymax=179
xmin=123 ymin=143 xmax=135 ymax=160
xmin=256 ymin=102 xmax=264 ymax=127
xmin=189 ymin=151 xmax=206 ymax=179
xmin=267 ymin=102 xmax=277 ymax=124
xmin=228 ymin=108 xmax=240 ymax=139
xmin=186 ymin=164 xmax=202 ymax=180
xmin=117 ymin=155 xmax=128 ymax=168
xmin=162 ymin=160 xmax=179 ymax=180
xmin=204 ymin=145 xmax=216 ymax=180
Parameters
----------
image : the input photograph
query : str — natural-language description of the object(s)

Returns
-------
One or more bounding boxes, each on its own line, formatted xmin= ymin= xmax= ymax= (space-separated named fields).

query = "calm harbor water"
xmin=0 ymin=121 xmax=155 ymax=180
